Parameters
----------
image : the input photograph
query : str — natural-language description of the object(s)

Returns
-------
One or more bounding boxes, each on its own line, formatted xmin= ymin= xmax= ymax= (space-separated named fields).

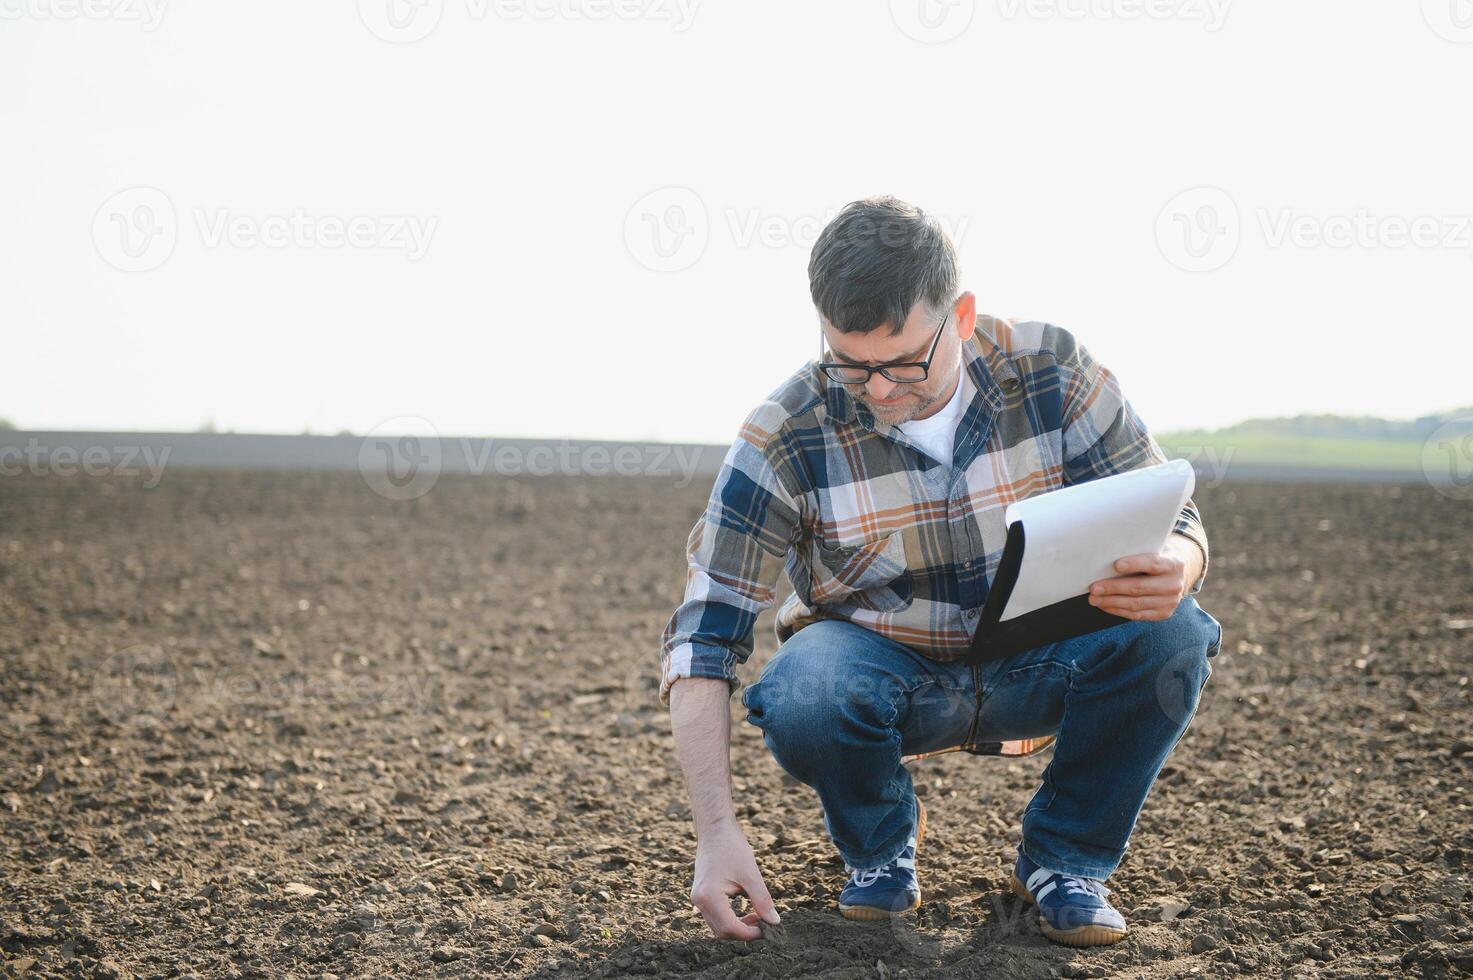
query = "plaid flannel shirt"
xmin=659 ymin=317 xmax=1209 ymax=754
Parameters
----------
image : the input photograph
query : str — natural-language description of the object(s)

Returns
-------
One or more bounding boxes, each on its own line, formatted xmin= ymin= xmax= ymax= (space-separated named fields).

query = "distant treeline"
xmin=1163 ymin=407 xmax=1473 ymax=443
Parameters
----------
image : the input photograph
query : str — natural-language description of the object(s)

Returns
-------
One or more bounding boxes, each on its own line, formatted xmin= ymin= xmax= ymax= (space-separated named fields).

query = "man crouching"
xmin=660 ymin=196 xmax=1222 ymax=946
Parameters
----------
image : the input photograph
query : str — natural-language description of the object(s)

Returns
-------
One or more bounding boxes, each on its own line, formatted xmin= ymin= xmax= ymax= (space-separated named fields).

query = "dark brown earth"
xmin=2 ymin=471 xmax=1471 ymax=979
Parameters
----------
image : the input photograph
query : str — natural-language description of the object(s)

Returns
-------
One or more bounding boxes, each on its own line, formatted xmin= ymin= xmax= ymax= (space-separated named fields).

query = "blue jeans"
xmin=742 ymin=597 xmax=1222 ymax=879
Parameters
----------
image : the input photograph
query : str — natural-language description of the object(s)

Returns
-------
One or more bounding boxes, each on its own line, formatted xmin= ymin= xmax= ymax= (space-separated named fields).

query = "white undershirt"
xmin=897 ymin=367 xmax=971 ymax=465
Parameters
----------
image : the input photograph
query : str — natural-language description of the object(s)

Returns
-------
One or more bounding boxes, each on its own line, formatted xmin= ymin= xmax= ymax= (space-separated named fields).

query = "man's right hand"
xmin=690 ymin=822 xmax=779 ymax=940
xmin=669 ymin=676 xmax=782 ymax=941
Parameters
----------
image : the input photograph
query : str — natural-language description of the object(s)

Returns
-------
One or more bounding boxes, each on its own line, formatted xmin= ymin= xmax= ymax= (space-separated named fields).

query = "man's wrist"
xmin=1168 ymin=532 xmax=1206 ymax=593
xmin=696 ymin=812 xmax=744 ymax=840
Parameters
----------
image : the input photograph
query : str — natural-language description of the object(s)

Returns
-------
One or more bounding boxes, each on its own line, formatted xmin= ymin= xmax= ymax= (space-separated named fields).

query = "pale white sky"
xmin=3 ymin=1 xmax=1470 ymax=444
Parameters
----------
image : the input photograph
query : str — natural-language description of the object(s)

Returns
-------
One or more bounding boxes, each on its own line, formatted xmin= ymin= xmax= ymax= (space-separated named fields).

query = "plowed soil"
xmin=2 ymin=471 xmax=1470 ymax=978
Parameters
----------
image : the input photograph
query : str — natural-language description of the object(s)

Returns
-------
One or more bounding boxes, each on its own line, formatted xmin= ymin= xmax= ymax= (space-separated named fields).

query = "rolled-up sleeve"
xmin=658 ymin=415 xmax=802 ymax=705
xmin=1053 ymin=328 xmax=1210 ymax=594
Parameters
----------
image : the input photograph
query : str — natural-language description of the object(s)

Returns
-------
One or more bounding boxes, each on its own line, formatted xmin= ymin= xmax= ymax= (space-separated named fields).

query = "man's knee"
xmin=1131 ymin=599 xmax=1220 ymax=726
xmin=742 ymin=622 xmax=897 ymax=757
xmin=1133 ymin=599 xmax=1220 ymax=665
xmin=1179 ymin=597 xmax=1223 ymax=656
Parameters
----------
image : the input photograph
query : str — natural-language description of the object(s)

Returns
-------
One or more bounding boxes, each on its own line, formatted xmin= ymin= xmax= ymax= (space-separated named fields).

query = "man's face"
xmin=820 ymin=301 xmax=964 ymax=426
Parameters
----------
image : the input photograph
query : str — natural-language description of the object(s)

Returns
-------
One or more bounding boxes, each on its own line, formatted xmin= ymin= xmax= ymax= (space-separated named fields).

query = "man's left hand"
xmin=1088 ymin=535 xmax=1204 ymax=622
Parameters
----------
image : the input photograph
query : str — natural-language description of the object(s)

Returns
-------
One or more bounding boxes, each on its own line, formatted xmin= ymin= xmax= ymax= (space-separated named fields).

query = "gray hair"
xmin=807 ymin=196 xmax=958 ymax=336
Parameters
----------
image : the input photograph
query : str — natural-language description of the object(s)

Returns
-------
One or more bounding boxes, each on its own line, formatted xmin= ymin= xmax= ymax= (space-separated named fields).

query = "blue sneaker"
xmin=838 ymin=801 xmax=926 ymax=921
xmin=1010 ymin=851 xmax=1128 ymax=947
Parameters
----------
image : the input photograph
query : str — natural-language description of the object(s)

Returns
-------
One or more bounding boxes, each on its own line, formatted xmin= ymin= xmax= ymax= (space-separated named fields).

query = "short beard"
xmin=846 ymin=346 xmax=955 ymax=426
xmin=854 ymin=389 xmax=928 ymax=426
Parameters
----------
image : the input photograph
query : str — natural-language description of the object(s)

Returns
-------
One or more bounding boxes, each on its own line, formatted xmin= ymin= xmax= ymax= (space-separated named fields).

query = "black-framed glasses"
xmin=818 ymin=312 xmax=949 ymax=385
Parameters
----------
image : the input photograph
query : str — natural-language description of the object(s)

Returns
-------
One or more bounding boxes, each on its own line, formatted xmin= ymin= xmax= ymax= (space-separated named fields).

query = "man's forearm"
xmin=669 ymin=677 xmax=740 ymax=837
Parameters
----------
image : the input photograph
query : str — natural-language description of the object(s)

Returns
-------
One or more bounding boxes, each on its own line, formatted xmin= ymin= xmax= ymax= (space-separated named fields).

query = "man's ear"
xmin=953 ymin=292 xmax=977 ymax=341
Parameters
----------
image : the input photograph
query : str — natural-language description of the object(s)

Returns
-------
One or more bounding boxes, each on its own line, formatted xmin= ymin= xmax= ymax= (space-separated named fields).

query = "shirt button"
xmin=963 ymin=608 xmax=979 ymax=621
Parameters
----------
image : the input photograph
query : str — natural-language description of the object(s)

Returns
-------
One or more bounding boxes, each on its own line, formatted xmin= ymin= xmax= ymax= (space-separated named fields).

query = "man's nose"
xmin=865 ymin=374 xmax=898 ymax=400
